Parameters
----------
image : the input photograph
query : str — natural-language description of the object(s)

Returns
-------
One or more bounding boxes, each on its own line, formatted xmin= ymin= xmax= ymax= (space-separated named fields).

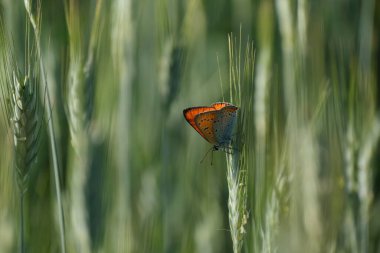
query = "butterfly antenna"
xmin=200 ymin=146 xmax=215 ymax=164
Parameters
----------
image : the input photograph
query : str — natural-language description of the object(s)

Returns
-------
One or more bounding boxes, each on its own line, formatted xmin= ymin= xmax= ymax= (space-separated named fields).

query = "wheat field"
xmin=0 ymin=0 xmax=379 ymax=252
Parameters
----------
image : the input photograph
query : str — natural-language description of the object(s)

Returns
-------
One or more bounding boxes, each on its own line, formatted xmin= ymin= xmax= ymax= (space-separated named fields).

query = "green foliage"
xmin=0 ymin=0 xmax=379 ymax=253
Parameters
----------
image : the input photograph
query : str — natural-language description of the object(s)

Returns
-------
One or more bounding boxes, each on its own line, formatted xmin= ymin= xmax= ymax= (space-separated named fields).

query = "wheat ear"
xmin=0 ymin=18 xmax=42 ymax=253
xmin=23 ymin=1 xmax=66 ymax=252
xmin=225 ymin=31 xmax=253 ymax=253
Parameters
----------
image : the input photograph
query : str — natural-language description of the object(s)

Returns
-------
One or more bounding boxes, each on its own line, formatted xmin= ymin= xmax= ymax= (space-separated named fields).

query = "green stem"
xmin=37 ymin=36 xmax=67 ymax=253
xmin=23 ymin=4 xmax=66 ymax=252
xmin=19 ymin=192 xmax=24 ymax=253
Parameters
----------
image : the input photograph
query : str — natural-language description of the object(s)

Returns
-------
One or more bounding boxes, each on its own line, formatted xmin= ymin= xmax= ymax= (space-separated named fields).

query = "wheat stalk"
xmin=64 ymin=3 xmax=89 ymax=251
xmin=98 ymin=0 xmax=135 ymax=252
xmin=63 ymin=0 xmax=103 ymax=251
xmin=23 ymin=1 xmax=66 ymax=252
xmin=0 ymin=16 xmax=41 ymax=197
xmin=226 ymin=151 xmax=248 ymax=253
xmin=225 ymin=32 xmax=254 ymax=253
xmin=0 ymin=17 xmax=42 ymax=253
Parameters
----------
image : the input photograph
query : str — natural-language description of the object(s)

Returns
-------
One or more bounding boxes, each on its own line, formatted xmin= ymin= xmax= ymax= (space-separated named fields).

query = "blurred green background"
xmin=0 ymin=0 xmax=379 ymax=252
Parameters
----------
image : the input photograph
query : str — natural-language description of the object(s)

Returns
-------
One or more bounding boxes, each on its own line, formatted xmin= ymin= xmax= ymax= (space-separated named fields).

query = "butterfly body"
xmin=183 ymin=102 xmax=238 ymax=149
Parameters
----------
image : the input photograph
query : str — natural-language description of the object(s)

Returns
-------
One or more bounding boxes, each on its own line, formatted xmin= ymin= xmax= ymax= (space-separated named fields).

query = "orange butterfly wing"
xmin=194 ymin=110 xmax=218 ymax=144
xmin=183 ymin=102 xmax=239 ymax=145
xmin=183 ymin=106 xmax=216 ymax=141
xmin=211 ymin=102 xmax=234 ymax=110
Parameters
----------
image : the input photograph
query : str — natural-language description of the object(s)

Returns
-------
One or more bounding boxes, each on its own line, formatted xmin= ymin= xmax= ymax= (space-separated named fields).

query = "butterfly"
xmin=183 ymin=102 xmax=238 ymax=152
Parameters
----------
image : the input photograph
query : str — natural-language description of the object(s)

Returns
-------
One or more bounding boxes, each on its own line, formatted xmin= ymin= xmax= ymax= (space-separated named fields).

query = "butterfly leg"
xmin=200 ymin=146 xmax=215 ymax=164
